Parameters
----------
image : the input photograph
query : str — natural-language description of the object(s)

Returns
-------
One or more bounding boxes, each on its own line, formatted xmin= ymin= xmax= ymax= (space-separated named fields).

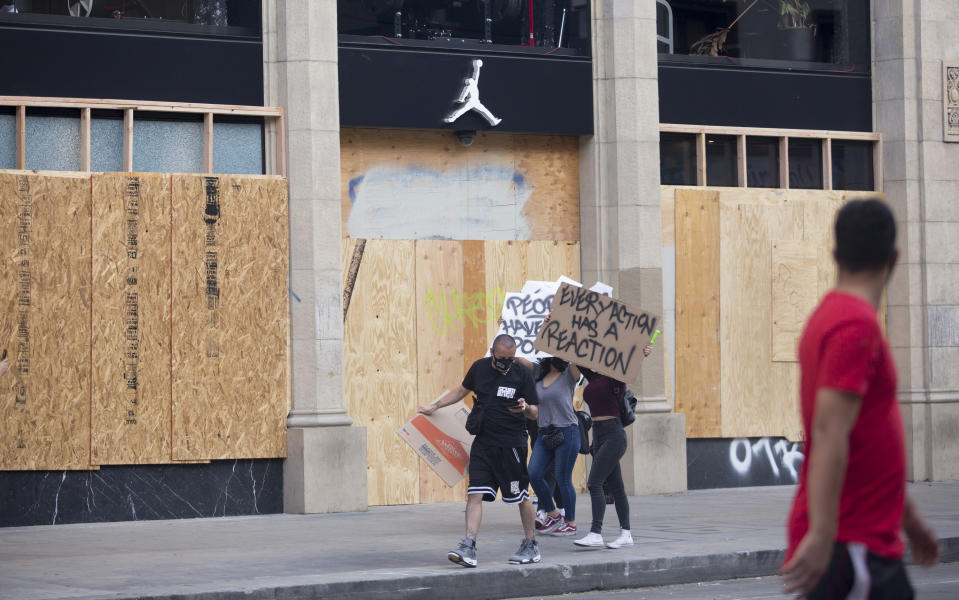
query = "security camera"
xmin=455 ymin=130 xmax=476 ymax=147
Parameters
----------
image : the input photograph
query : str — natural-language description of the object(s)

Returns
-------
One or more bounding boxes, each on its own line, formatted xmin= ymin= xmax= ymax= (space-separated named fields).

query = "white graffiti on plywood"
xmin=729 ymin=438 xmax=805 ymax=482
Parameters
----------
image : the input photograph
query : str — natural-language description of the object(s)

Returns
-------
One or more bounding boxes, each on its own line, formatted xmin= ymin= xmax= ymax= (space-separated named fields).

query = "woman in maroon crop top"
xmin=574 ymin=344 xmax=652 ymax=550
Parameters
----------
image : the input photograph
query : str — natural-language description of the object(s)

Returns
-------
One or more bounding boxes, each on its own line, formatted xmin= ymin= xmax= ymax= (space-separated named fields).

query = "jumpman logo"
xmin=444 ymin=59 xmax=502 ymax=126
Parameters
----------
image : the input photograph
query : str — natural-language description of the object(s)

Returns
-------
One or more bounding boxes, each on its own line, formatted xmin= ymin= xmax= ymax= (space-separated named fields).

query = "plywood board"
xmin=91 ymin=173 xmax=172 ymax=465
xmin=719 ymin=192 xmax=805 ymax=441
xmin=771 ymin=240 xmax=818 ymax=363
xmin=0 ymin=172 xmax=92 ymax=470
xmin=171 ymin=175 xmax=289 ymax=460
xmin=415 ymin=240 xmax=468 ymax=504
xmin=342 ymin=239 xmax=420 ymax=506
xmin=674 ymin=189 xmax=722 ymax=438
xmin=340 ymin=128 xmax=579 ymax=241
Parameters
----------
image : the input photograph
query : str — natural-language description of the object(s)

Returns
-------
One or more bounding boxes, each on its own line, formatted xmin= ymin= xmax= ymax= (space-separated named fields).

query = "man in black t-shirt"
xmin=418 ymin=334 xmax=540 ymax=567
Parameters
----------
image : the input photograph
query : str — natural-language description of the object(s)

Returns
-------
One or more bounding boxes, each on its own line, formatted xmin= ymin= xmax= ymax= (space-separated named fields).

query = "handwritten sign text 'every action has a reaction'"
xmin=534 ymin=283 xmax=659 ymax=383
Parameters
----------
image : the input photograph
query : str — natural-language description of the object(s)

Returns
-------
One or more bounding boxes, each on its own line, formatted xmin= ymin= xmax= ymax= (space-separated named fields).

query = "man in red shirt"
xmin=782 ymin=198 xmax=939 ymax=598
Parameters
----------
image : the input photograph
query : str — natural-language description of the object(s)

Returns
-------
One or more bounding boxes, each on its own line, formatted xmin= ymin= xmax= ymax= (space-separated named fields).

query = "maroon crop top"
xmin=580 ymin=367 xmax=623 ymax=419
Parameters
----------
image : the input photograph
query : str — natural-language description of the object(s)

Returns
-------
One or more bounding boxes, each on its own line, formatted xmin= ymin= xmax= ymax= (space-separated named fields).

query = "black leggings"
xmin=587 ymin=419 xmax=629 ymax=534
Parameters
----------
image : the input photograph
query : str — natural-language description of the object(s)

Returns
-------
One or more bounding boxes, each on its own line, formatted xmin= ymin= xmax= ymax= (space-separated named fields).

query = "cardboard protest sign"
xmin=534 ymin=282 xmax=659 ymax=384
xmin=396 ymin=402 xmax=473 ymax=487
xmin=491 ymin=277 xmax=615 ymax=361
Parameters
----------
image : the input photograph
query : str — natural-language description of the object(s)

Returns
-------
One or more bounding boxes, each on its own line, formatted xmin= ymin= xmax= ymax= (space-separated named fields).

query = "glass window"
xmin=746 ymin=136 xmax=779 ymax=188
xmin=213 ymin=119 xmax=264 ymax=175
xmin=788 ymin=138 xmax=823 ymax=189
xmin=705 ymin=134 xmax=737 ymax=186
xmin=658 ymin=0 xmax=870 ymax=73
xmin=91 ymin=113 xmax=124 ymax=173
xmin=0 ymin=111 xmax=14 ymax=170
xmin=660 ymin=132 xmax=697 ymax=185
xmin=25 ymin=112 xmax=81 ymax=171
xmin=132 ymin=115 xmax=203 ymax=174
xmin=831 ymin=139 xmax=873 ymax=191
xmin=0 ymin=0 xmax=261 ymax=33
xmin=338 ymin=0 xmax=591 ymax=57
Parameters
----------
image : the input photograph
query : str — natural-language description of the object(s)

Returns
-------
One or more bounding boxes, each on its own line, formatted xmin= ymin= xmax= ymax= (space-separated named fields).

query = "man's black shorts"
xmin=467 ymin=439 xmax=530 ymax=504
xmin=807 ymin=542 xmax=914 ymax=600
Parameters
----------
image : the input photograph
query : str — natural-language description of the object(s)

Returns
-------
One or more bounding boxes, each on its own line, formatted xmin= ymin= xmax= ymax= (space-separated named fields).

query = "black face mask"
xmin=550 ymin=358 xmax=569 ymax=371
xmin=491 ymin=355 xmax=514 ymax=374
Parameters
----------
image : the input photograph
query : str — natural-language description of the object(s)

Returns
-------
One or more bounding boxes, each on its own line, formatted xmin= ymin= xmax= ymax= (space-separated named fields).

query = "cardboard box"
xmin=397 ymin=402 xmax=474 ymax=487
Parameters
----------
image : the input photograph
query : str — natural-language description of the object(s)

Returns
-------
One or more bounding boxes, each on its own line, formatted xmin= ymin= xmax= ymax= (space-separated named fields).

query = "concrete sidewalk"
xmin=1 ymin=483 xmax=957 ymax=600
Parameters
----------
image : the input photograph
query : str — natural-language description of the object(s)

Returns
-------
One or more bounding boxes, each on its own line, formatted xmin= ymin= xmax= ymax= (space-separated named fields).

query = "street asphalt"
xmin=0 ymin=483 xmax=956 ymax=600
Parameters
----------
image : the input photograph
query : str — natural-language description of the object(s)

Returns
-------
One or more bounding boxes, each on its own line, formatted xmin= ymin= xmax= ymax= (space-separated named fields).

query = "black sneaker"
xmin=448 ymin=538 xmax=477 ymax=568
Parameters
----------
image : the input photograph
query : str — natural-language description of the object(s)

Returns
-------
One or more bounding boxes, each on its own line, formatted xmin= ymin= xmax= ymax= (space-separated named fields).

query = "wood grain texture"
xmin=342 ymin=239 xmax=420 ymax=506
xmin=719 ymin=191 xmax=805 ymax=440
xmin=674 ymin=189 xmax=722 ymax=438
xmin=170 ymin=175 xmax=289 ymax=460
xmin=0 ymin=173 xmax=92 ymax=470
xmin=91 ymin=173 xmax=172 ymax=465
xmin=415 ymin=240 xmax=468 ymax=504
xmin=771 ymin=240 xmax=819 ymax=363
xmin=340 ymin=128 xmax=579 ymax=241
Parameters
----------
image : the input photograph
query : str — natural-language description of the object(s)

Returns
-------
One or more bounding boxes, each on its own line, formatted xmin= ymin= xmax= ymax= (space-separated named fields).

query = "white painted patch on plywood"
xmin=346 ymin=165 xmax=532 ymax=240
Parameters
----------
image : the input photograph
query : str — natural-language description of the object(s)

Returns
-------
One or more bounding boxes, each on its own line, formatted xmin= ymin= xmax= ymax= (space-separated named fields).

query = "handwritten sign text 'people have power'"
xmin=534 ymin=283 xmax=659 ymax=383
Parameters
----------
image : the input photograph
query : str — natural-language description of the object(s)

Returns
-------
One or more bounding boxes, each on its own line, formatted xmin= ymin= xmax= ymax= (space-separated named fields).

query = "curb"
xmin=73 ymin=537 xmax=959 ymax=600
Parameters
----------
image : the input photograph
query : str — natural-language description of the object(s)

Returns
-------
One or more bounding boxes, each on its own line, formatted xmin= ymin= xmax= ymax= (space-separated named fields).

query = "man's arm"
xmin=903 ymin=495 xmax=940 ymax=566
xmin=781 ymin=387 xmax=862 ymax=596
xmin=419 ymin=385 xmax=470 ymax=415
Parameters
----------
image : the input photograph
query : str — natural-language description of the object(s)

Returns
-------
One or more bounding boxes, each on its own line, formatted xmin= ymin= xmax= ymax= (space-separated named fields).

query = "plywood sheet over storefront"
xmin=340 ymin=129 xmax=579 ymax=242
xmin=344 ymin=239 xmax=583 ymax=506
xmin=667 ymin=187 xmax=881 ymax=441
xmin=91 ymin=174 xmax=172 ymax=465
xmin=0 ymin=173 xmax=91 ymax=470
xmin=0 ymin=172 xmax=290 ymax=472
xmin=171 ymin=175 xmax=289 ymax=461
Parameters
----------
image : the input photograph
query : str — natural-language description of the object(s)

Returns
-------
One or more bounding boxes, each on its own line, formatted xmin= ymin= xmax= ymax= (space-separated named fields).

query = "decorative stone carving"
xmin=945 ymin=63 xmax=959 ymax=142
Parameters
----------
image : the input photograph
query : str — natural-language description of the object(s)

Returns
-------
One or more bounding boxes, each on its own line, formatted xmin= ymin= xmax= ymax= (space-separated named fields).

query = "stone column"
xmin=580 ymin=0 xmax=686 ymax=494
xmin=263 ymin=0 xmax=368 ymax=513
xmin=873 ymin=0 xmax=959 ymax=482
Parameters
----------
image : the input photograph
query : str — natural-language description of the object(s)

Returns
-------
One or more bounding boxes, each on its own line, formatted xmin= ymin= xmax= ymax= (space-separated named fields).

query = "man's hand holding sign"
xmin=533 ymin=282 xmax=659 ymax=384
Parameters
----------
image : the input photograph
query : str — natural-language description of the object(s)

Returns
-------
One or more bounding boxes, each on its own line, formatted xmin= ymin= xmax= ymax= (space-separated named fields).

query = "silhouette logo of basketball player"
xmin=445 ymin=59 xmax=502 ymax=126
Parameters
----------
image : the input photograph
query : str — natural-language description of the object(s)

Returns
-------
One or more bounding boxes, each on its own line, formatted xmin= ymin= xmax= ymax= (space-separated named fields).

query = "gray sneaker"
xmin=448 ymin=538 xmax=477 ymax=568
xmin=508 ymin=538 xmax=541 ymax=564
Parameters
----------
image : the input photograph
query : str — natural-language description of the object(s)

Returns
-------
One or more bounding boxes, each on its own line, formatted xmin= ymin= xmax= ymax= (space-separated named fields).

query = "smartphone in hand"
xmin=1 ymin=348 xmax=6 ymax=360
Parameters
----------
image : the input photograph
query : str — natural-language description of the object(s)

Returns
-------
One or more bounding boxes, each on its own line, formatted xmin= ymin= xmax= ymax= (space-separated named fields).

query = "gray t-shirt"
xmin=533 ymin=365 xmax=578 ymax=428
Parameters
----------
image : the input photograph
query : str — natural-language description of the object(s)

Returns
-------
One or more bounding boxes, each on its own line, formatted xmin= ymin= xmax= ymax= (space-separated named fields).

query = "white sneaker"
xmin=606 ymin=530 xmax=634 ymax=549
xmin=573 ymin=532 xmax=605 ymax=547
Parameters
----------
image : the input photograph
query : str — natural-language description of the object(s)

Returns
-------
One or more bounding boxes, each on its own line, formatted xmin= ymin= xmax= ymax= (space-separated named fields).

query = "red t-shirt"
xmin=786 ymin=291 xmax=906 ymax=561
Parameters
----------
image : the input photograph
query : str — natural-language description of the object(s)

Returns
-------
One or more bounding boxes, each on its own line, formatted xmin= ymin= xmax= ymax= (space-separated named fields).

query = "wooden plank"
xmin=342 ymin=239 xmax=420 ymax=506
xmin=659 ymin=123 xmax=881 ymax=142
xmin=80 ymin=108 xmax=91 ymax=172
xmin=779 ymin=138 xmax=789 ymax=189
xmin=415 ymin=240 xmax=468 ymax=504
xmin=123 ymin=109 xmax=133 ymax=172
xmin=91 ymin=174 xmax=172 ymax=465
xmin=0 ymin=96 xmax=283 ymax=117
xmin=0 ymin=173 xmax=92 ymax=470
xmin=696 ymin=133 xmax=706 ymax=186
xmin=203 ymin=113 xmax=214 ymax=174
xmin=15 ymin=106 xmax=25 ymax=170
xmin=737 ymin=134 xmax=747 ymax=187
xmin=339 ymin=128 xmax=579 ymax=241
xmin=674 ymin=189 xmax=721 ymax=438
xmin=771 ymin=240 xmax=818 ymax=362
xmin=719 ymin=190 xmax=805 ymax=440
xmin=277 ymin=110 xmax=288 ymax=178
xmin=171 ymin=175 xmax=289 ymax=460
xmin=823 ymin=138 xmax=833 ymax=191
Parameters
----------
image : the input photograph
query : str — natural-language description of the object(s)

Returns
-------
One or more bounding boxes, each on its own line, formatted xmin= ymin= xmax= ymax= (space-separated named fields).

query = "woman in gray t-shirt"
xmin=521 ymin=356 xmax=583 ymax=537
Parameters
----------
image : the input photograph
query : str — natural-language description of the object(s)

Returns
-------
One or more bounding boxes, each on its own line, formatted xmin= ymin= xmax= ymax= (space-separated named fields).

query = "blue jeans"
xmin=528 ymin=424 xmax=581 ymax=522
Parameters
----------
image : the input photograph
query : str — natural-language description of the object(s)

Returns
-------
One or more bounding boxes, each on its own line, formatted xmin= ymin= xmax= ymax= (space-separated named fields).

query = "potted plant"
xmin=776 ymin=0 xmax=816 ymax=61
